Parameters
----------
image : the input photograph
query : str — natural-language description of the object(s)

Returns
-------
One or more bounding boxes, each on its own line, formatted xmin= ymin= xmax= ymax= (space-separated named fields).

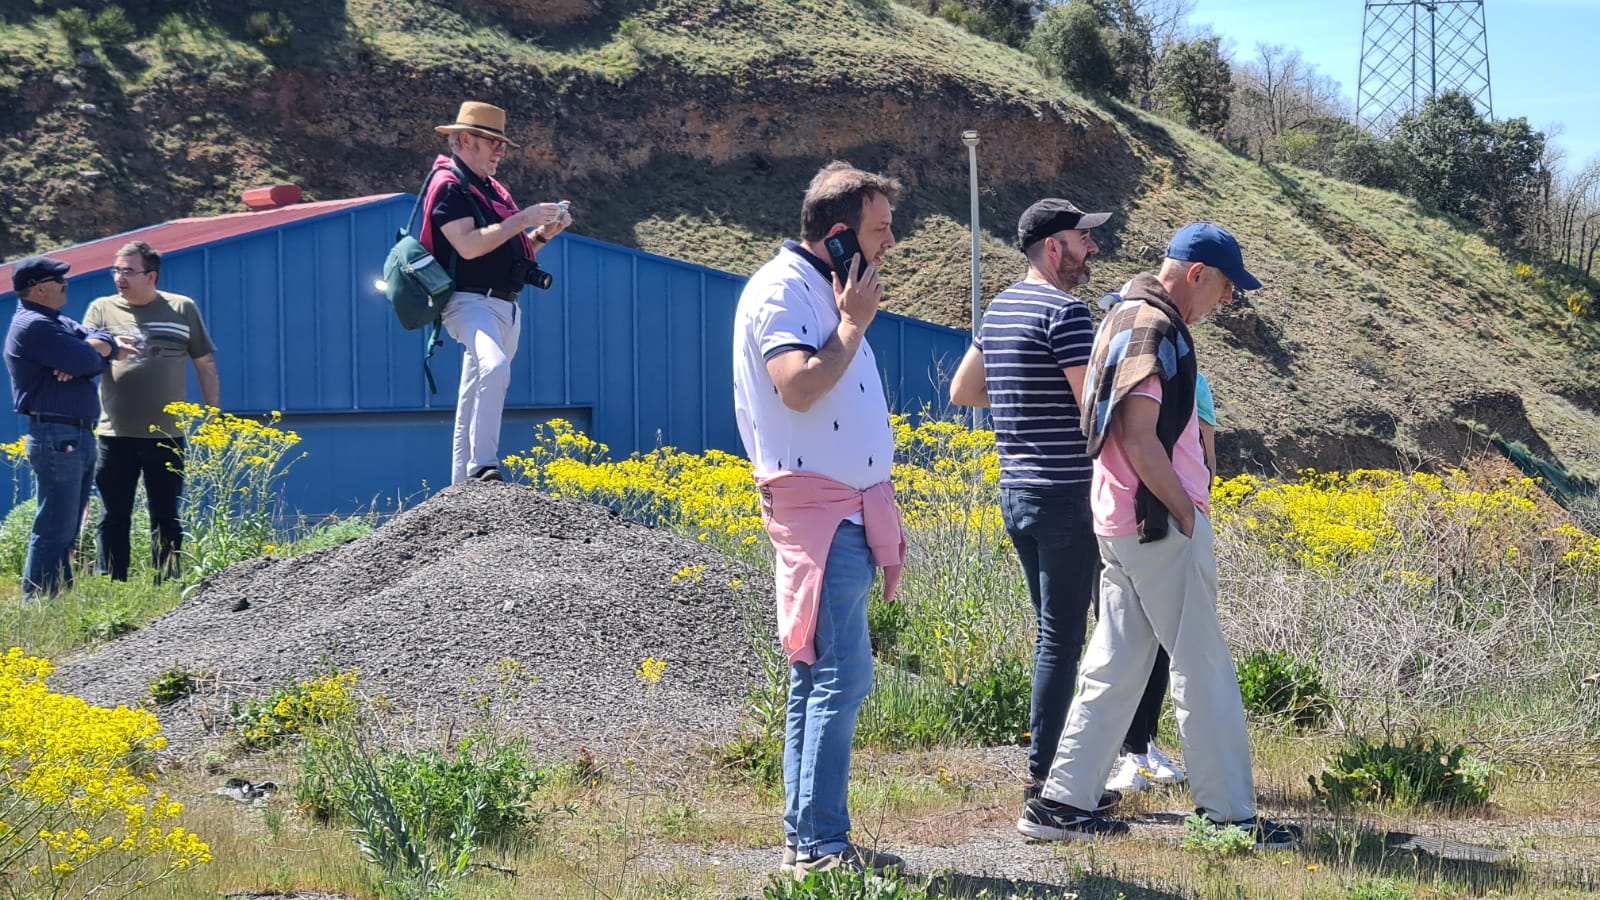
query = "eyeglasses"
xmin=111 ymin=266 xmax=151 ymax=277
xmin=468 ymin=134 xmax=508 ymax=154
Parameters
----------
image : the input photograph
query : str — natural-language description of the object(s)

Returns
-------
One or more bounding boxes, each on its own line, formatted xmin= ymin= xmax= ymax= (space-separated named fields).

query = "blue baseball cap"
xmin=11 ymin=256 xmax=71 ymax=293
xmin=1166 ymin=223 xmax=1260 ymax=291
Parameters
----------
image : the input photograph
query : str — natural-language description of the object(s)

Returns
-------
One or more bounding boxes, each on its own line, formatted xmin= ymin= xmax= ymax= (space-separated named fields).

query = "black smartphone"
xmin=823 ymin=229 xmax=866 ymax=282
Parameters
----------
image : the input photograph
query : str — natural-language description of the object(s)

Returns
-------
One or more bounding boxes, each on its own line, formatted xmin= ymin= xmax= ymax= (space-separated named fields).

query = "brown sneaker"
xmin=791 ymin=843 xmax=904 ymax=879
xmin=779 ymin=844 xmax=796 ymax=875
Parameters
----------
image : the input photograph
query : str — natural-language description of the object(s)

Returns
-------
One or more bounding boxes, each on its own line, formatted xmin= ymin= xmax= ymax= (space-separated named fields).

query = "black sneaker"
xmin=1016 ymin=797 xmax=1130 ymax=841
xmin=1024 ymin=779 xmax=1121 ymax=812
xmin=1208 ymin=815 xmax=1302 ymax=850
xmin=791 ymin=843 xmax=903 ymax=878
xmin=468 ymin=465 xmax=504 ymax=483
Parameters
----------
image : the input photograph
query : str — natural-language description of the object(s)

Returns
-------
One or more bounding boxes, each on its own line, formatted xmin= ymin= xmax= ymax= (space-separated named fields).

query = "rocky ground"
xmin=53 ymin=483 xmax=773 ymax=756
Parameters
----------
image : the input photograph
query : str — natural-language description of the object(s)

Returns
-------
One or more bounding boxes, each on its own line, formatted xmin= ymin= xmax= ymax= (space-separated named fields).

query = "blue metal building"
xmin=0 ymin=195 xmax=971 ymax=518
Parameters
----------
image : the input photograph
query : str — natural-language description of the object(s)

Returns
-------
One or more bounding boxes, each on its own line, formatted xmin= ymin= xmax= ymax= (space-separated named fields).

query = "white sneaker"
xmin=1106 ymin=753 xmax=1152 ymax=792
xmin=1144 ymin=743 xmax=1186 ymax=785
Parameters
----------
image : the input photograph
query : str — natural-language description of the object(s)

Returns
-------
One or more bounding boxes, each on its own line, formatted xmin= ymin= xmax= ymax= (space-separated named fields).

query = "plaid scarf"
xmin=1081 ymin=273 xmax=1197 ymax=542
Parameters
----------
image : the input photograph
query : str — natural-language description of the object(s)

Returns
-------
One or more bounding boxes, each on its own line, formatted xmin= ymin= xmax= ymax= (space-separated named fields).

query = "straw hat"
xmin=434 ymin=101 xmax=520 ymax=148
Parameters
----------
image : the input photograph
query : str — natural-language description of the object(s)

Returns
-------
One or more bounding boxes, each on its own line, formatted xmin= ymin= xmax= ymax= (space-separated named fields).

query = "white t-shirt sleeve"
xmin=752 ymin=283 xmax=822 ymax=360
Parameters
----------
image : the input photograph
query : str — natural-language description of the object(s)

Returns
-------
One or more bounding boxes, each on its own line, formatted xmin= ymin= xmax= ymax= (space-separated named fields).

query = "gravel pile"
xmin=54 ymin=483 xmax=773 ymax=756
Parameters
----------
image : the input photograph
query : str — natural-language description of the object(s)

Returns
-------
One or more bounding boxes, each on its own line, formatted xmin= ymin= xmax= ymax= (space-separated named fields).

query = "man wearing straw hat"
xmin=423 ymin=101 xmax=573 ymax=484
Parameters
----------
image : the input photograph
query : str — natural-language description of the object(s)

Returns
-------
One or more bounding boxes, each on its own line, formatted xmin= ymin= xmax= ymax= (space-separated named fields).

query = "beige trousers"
xmin=1041 ymin=512 xmax=1257 ymax=822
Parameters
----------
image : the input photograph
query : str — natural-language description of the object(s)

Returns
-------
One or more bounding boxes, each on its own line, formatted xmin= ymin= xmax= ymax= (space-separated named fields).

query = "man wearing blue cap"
xmin=5 ymin=256 xmax=138 ymax=599
xmin=1017 ymin=223 xmax=1301 ymax=849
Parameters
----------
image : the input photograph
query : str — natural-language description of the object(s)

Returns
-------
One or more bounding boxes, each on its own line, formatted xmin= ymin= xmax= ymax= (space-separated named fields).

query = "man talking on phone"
xmin=732 ymin=161 xmax=906 ymax=878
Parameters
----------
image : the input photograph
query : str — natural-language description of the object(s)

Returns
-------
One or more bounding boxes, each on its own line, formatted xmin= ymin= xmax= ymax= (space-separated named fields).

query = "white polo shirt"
xmin=733 ymin=243 xmax=894 ymax=491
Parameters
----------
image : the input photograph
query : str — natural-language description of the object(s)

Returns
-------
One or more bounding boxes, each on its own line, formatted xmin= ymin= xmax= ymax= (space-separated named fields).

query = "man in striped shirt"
xmin=949 ymin=198 xmax=1108 ymax=799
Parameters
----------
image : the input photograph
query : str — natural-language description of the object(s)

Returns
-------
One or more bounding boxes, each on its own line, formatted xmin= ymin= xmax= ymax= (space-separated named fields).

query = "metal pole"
xmin=962 ymin=129 xmax=981 ymax=430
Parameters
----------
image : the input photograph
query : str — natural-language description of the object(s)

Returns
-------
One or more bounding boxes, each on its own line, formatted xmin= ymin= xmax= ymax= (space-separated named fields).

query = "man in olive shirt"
xmin=83 ymin=240 xmax=220 ymax=580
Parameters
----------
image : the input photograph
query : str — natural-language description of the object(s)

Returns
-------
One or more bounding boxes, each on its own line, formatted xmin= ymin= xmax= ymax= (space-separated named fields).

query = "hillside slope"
xmin=4 ymin=0 xmax=1598 ymax=479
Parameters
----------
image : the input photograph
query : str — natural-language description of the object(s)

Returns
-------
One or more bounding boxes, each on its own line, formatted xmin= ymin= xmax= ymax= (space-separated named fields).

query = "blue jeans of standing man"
xmin=783 ymin=521 xmax=875 ymax=860
xmin=1000 ymin=485 xmax=1099 ymax=782
xmin=23 ymin=420 xmax=98 ymax=600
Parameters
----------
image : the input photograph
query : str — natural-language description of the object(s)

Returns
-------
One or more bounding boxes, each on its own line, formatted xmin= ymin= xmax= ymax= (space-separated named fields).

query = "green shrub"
xmin=56 ymin=8 xmax=92 ymax=48
xmin=89 ymin=6 xmax=137 ymax=44
xmin=761 ymin=864 xmax=927 ymax=899
xmin=245 ymin=10 xmax=293 ymax=48
xmin=1235 ymin=649 xmax=1332 ymax=727
xmin=1311 ymin=734 xmax=1494 ymax=810
xmin=297 ymin=732 xmax=550 ymax=844
xmin=947 ymin=654 xmax=1030 ymax=745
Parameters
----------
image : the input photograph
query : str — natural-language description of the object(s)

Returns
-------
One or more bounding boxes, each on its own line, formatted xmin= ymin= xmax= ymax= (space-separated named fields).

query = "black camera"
xmin=509 ymin=257 xmax=554 ymax=291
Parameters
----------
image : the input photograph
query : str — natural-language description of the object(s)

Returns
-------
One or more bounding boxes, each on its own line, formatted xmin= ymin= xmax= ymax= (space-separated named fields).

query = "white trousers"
xmin=441 ymin=292 xmax=520 ymax=484
xmin=1042 ymin=512 xmax=1258 ymax=822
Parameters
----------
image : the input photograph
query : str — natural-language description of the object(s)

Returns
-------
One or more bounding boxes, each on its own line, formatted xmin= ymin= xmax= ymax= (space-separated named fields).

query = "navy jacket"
xmin=5 ymin=300 xmax=114 ymax=423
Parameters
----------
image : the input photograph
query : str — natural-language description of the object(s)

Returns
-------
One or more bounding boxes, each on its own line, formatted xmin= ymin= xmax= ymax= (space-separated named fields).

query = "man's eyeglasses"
xmin=111 ymin=267 xmax=151 ymax=277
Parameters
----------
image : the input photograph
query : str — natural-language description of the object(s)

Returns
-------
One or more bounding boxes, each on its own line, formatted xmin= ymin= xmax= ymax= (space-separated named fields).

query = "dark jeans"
xmin=1001 ymin=485 xmax=1099 ymax=782
xmin=22 ymin=420 xmax=97 ymax=599
xmin=95 ymin=436 xmax=185 ymax=580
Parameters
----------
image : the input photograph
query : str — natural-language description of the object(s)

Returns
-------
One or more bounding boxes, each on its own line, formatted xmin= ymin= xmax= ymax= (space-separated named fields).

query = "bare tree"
xmin=1229 ymin=43 xmax=1347 ymax=164
xmin=1132 ymin=0 xmax=1194 ymax=51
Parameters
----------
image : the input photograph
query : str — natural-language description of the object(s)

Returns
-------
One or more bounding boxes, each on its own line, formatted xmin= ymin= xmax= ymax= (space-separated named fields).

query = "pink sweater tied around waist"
xmin=757 ymin=471 xmax=906 ymax=666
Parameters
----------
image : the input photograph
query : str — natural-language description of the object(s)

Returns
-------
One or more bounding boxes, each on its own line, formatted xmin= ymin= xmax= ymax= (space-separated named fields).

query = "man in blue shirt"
xmin=949 ymin=198 xmax=1110 ymax=801
xmin=5 ymin=256 xmax=137 ymax=599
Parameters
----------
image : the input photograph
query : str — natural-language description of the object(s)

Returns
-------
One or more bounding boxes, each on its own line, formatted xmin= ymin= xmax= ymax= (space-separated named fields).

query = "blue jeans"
xmin=23 ymin=421 xmax=98 ymax=600
xmin=783 ymin=521 xmax=875 ymax=859
xmin=1000 ymin=485 xmax=1099 ymax=782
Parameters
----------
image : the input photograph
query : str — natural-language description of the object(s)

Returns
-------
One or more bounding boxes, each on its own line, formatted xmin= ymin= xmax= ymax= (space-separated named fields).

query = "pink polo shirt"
xmin=1091 ymin=376 xmax=1211 ymax=537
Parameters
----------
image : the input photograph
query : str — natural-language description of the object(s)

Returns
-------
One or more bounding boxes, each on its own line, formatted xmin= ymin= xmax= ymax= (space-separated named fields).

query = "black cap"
xmin=1017 ymin=198 xmax=1112 ymax=251
xmin=11 ymin=256 xmax=71 ymax=293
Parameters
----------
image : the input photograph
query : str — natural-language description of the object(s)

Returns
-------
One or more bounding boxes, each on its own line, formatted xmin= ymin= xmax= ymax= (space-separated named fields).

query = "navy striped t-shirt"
xmin=977 ymin=281 xmax=1095 ymax=488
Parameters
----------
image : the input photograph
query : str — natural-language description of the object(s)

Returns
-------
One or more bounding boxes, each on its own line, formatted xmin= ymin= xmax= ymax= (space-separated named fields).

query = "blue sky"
xmin=1186 ymin=0 xmax=1600 ymax=176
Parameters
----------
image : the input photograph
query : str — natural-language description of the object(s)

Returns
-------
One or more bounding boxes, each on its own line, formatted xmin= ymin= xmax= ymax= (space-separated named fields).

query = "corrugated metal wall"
xmin=3 ymin=196 xmax=971 ymax=517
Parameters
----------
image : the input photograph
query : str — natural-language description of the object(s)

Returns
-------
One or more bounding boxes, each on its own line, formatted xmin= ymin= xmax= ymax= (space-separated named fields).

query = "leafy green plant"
xmin=947 ymin=654 xmax=1030 ymax=745
xmin=1311 ymin=734 xmax=1494 ymax=810
xmin=287 ymin=515 xmax=375 ymax=555
xmin=1345 ymin=877 xmax=1412 ymax=900
xmin=304 ymin=721 xmax=479 ymax=899
xmin=89 ymin=6 xmax=136 ymax=44
xmin=867 ymin=593 xmax=909 ymax=661
xmin=298 ymin=731 xmax=549 ymax=844
xmin=1235 ymin=649 xmax=1333 ymax=727
xmin=245 ymin=10 xmax=294 ymax=48
xmin=0 ymin=498 xmax=35 ymax=577
xmin=1180 ymin=812 xmax=1254 ymax=859
xmin=147 ymin=665 xmax=205 ymax=705
xmin=761 ymin=865 xmax=928 ymax=899
xmin=718 ymin=728 xmax=783 ymax=787
xmin=76 ymin=598 xmax=140 ymax=642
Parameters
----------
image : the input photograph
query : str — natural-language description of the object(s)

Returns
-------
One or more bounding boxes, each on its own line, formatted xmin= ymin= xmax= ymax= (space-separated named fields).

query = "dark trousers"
xmin=1000 ymin=485 xmax=1100 ymax=782
xmin=95 ymin=436 xmax=185 ymax=580
xmin=1096 ymin=569 xmax=1171 ymax=755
